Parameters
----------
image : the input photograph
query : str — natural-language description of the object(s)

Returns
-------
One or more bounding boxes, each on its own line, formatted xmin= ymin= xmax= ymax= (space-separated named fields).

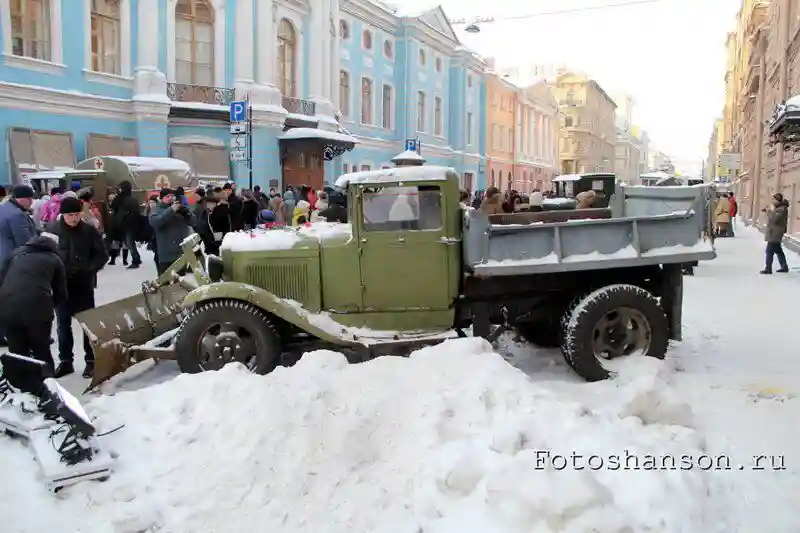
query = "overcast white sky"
xmin=395 ymin=0 xmax=741 ymax=175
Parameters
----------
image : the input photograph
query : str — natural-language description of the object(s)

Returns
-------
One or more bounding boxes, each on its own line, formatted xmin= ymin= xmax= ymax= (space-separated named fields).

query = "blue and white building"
xmin=0 ymin=0 xmax=486 ymax=191
xmin=336 ymin=1 xmax=486 ymax=190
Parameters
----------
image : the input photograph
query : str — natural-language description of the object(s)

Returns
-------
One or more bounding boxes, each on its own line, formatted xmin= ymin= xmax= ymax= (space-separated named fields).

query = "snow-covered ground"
xmin=1 ymin=225 xmax=799 ymax=532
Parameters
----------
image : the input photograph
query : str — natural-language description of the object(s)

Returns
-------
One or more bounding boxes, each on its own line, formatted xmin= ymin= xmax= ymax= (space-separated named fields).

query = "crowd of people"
xmin=0 ymin=179 xmax=350 ymax=392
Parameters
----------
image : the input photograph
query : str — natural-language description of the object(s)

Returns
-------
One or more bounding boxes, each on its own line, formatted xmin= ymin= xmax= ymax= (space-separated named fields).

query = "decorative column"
xmin=131 ymin=0 xmax=169 ymax=156
xmin=308 ymin=0 xmax=338 ymax=129
xmin=235 ymin=0 xmax=255 ymax=85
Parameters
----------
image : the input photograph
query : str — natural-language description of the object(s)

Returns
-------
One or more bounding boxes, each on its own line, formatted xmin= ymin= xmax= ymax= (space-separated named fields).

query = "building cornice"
xmin=342 ymin=0 xmax=398 ymax=32
xmin=0 ymin=82 xmax=133 ymax=121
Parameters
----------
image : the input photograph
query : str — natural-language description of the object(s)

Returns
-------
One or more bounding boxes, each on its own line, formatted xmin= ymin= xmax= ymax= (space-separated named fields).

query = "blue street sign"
xmin=230 ymin=100 xmax=247 ymax=122
xmin=404 ymin=138 xmax=417 ymax=152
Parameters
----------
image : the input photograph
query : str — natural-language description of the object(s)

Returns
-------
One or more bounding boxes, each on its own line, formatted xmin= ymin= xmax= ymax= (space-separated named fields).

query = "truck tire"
xmin=175 ymin=300 xmax=281 ymax=375
xmin=560 ymin=284 xmax=669 ymax=381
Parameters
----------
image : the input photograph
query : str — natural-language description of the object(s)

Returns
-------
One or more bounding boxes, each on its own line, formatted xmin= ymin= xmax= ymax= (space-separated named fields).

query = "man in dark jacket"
xmin=0 ymin=233 xmax=66 ymax=392
xmin=110 ymin=180 xmax=143 ymax=269
xmin=0 ymin=185 xmax=37 ymax=347
xmin=317 ymin=191 xmax=348 ymax=223
xmin=47 ymin=197 xmax=109 ymax=378
xmin=761 ymin=192 xmax=790 ymax=274
xmin=149 ymin=188 xmax=193 ymax=275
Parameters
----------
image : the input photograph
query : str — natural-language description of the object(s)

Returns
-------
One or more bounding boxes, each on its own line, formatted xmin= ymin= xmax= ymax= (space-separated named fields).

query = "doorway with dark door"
xmin=282 ymin=149 xmax=324 ymax=191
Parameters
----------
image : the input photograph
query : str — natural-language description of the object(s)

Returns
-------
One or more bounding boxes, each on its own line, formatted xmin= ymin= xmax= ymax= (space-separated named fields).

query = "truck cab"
xmin=218 ymin=166 xmax=462 ymax=332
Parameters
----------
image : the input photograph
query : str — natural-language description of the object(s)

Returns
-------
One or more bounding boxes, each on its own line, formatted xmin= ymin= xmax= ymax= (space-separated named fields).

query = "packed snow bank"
xmin=2 ymin=339 xmax=720 ymax=532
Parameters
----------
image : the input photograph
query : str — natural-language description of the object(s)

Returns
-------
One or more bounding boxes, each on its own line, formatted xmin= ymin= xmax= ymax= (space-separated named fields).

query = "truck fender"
xmin=181 ymin=282 xmax=353 ymax=346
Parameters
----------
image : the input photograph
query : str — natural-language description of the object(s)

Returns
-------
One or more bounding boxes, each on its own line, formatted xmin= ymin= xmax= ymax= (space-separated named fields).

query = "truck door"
xmin=357 ymin=184 xmax=451 ymax=311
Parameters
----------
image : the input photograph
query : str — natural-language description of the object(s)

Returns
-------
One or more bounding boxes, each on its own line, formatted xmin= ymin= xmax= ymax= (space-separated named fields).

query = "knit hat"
xmin=60 ymin=197 xmax=83 ymax=214
xmin=257 ymin=209 xmax=276 ymax=223
xmin=160 ymin=187 xmax=175 ymax=199
xmin=11 ymin=185 xmax=34 ymax=199
xmin=773 ymin=192 xmax=784 ymax=203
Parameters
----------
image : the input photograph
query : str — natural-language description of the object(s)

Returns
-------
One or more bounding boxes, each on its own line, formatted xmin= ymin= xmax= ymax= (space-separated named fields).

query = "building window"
xmin=361 ymin=77 xmax=373 ymax=124
xmin=360 ymin=164 xmax=371 ymax=171
xmin=466 ymin=112 xmax=473 ymax=145
xmin=90 ymin=0 xmax=120 ymax=75
xmin=362 ymin=30 xmax=372 ymax=50
xmin=339 ymin=19 xmax=349 ymax=39
xmin=508 ymin=129 xmax=513 ymax=152
xmin=342 ymin=163 xmax=350 ymax=173
xmin=417 ymin=91 xmax=426 ymax=132
xmin=565 ymin=116 xmax=573 ymax=127
xmin=382 ymin=84 xmax=392 ymax=129
xmin=467 ymin=74 xmax=472 ymax=88
xmin=175 ymin=0 xmax=214 ymax=86
xmin=277 ymin=19 xmax=297 ymax=96
xmin=435 ymin=56 xmax=442 ymax=73
xmin=339 ymin=70 xmax=350 ymax=118
xmin=383 ymin=39 xmax=393 ymax=59
xmin=434 ymin=96 xmax=443 ymax=136
xmin=10 ymin=0 xmax=51 ymax=60
xmin=418 ymin=49 xmax=426 ymax=66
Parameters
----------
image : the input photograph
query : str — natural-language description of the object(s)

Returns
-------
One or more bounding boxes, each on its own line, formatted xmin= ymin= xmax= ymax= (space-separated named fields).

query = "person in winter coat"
xmin=149 ymin=188 xmax=193 ymax=275
xmin=576 ymin=190 xmax=597 ymax=209
xmin=223 ymin=183 xmax=244 ymax=231
xmin=292 ymin=200 xmax=311 ymax=225
xmin=728 ymin=193 xmax=738 ymax=236
xmin=0 ymin=233 xmax=66 ymax=392
xmin=480 ymin=187 xmax=504 ymax=215
xmin=194 ymin=195 xmax=230 ymax=255
xmin=311 ymin=191 xmax=330 ymax=221
xmin=268 ymin=193 xmax=286 ymax=224
xmin=110 ymin=180 xmax=143 ymax=269
xmin=0 ymin=185 xmax=36 ymax=271
xmin=241 ymin=190 xmax=260 ymax=229
xmin=714 ymin=194 xmax=732 ymax=237
xmin=0 ymin=185 xmax=37 ymax=348
xmin=105 ymin=191 xmax=129 ymax=266
xmin=77 ymin=187 xmax=103 ymax=232
xmin=39 ymin=191 xmax=66 ymax=225
xmin=46 ymin=197 xmax=108 ymax=378
xmin=283 ymin=187 xmax=297 ymax=221
xmin=317 ymin=191 xmax=348 ymax=223
xmin=761 ymin=192 xmax=790 ymax=274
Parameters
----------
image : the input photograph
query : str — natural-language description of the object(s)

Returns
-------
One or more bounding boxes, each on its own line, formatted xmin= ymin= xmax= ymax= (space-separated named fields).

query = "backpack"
xmin=40 ymin=195 xmax=62 ymax=223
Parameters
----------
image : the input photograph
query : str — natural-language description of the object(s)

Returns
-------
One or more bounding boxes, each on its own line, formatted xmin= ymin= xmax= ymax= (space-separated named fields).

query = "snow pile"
xmin=220 ymin=223 xmax=353 ymax=252
xmin=2 ymin=339 xmax=719 ymax=532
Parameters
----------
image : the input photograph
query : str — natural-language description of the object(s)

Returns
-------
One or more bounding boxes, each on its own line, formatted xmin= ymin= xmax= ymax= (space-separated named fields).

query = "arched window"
xmin=10 ymin=0 xmax=51 ymax=60
xmin=278 ymin=19 xmax=297 ymax=97
xmin=175 ymin=0 xmax=214 ymax=86
xmin=91 ymin=0 xmax=121 ymax=74
xmin=339 ymin=19 xmax=349 ymax=39
xmin=362 ymin=30 xmax=372 ymax=50
xmin=490 ymin=169 xmax=495 ymax=187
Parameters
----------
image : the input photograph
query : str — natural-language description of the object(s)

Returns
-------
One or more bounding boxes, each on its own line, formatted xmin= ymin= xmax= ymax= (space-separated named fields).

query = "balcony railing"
xmin=166 ymin=83 xmax=235 ymax=106
xmin=283 ymin=96 xmax=316 ymax=116
xmin=559 ymin=98 xmax=583 ymax=107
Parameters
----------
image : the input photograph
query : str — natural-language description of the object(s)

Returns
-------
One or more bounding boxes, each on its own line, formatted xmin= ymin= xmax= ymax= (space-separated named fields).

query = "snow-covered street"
xmin=2 ymin=225 xmax=799 ymax=532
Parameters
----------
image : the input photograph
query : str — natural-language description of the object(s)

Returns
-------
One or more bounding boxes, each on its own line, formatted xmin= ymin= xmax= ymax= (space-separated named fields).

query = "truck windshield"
xmin=361 ymin=185 xmax=442 ymax=231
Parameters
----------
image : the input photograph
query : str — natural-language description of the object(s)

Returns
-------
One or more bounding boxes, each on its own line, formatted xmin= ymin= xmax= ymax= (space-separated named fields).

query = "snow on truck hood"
xmin=0 ymin=339 xmax=725 ymax=533
xmin=220 ymin=223 xmax=354 ymax=252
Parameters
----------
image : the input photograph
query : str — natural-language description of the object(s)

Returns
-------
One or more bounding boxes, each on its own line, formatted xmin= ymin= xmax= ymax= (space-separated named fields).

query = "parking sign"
xmin=404 ymin=139 xmax=417 ymax=152
xmin=229 ymin=100 xmax=247 ymax=122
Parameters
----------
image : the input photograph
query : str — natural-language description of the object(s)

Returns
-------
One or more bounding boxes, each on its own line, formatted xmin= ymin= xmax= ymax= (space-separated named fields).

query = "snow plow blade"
xmin=76 ymin=282 xmax=191 ymax=389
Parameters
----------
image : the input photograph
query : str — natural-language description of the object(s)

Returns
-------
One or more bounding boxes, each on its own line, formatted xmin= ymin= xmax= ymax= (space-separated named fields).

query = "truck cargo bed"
xmin=463 ymin=184 xmax=716 ymax=277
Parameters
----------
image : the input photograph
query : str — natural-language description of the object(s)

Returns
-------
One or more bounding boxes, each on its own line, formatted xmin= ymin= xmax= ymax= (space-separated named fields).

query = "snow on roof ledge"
xmin=280 ymin=128 xmax=359 ymax=144
xmin=390 ymin=149 xmax=425 ymax=162
xmin=335 ymin=165 xmax=454 ymax=188
xmin=108 ymin=156 xmax=191 ymax=173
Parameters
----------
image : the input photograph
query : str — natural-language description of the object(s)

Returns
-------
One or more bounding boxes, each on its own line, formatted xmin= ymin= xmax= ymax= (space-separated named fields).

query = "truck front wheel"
xmin=175 ymin=300 xmax=281 ymax=375
xmin=560 ymin=284 xmax=669 ymax=381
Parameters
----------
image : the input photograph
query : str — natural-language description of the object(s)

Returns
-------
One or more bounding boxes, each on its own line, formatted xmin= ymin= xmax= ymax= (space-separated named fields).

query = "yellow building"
xmin=551 ymin=72 xmax=616 ymax=174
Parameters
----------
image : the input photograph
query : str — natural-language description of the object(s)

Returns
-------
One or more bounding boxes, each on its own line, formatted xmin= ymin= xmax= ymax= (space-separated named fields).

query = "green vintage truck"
xmin=77 ymin=166 xmax=716 ymax=388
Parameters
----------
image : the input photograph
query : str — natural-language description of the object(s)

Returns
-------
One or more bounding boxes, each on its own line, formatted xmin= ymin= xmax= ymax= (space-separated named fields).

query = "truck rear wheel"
xmin=175 ymin=300 xmax=281 ymax=375
xmin=560 ymin=284 xmax=669 ymax=381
